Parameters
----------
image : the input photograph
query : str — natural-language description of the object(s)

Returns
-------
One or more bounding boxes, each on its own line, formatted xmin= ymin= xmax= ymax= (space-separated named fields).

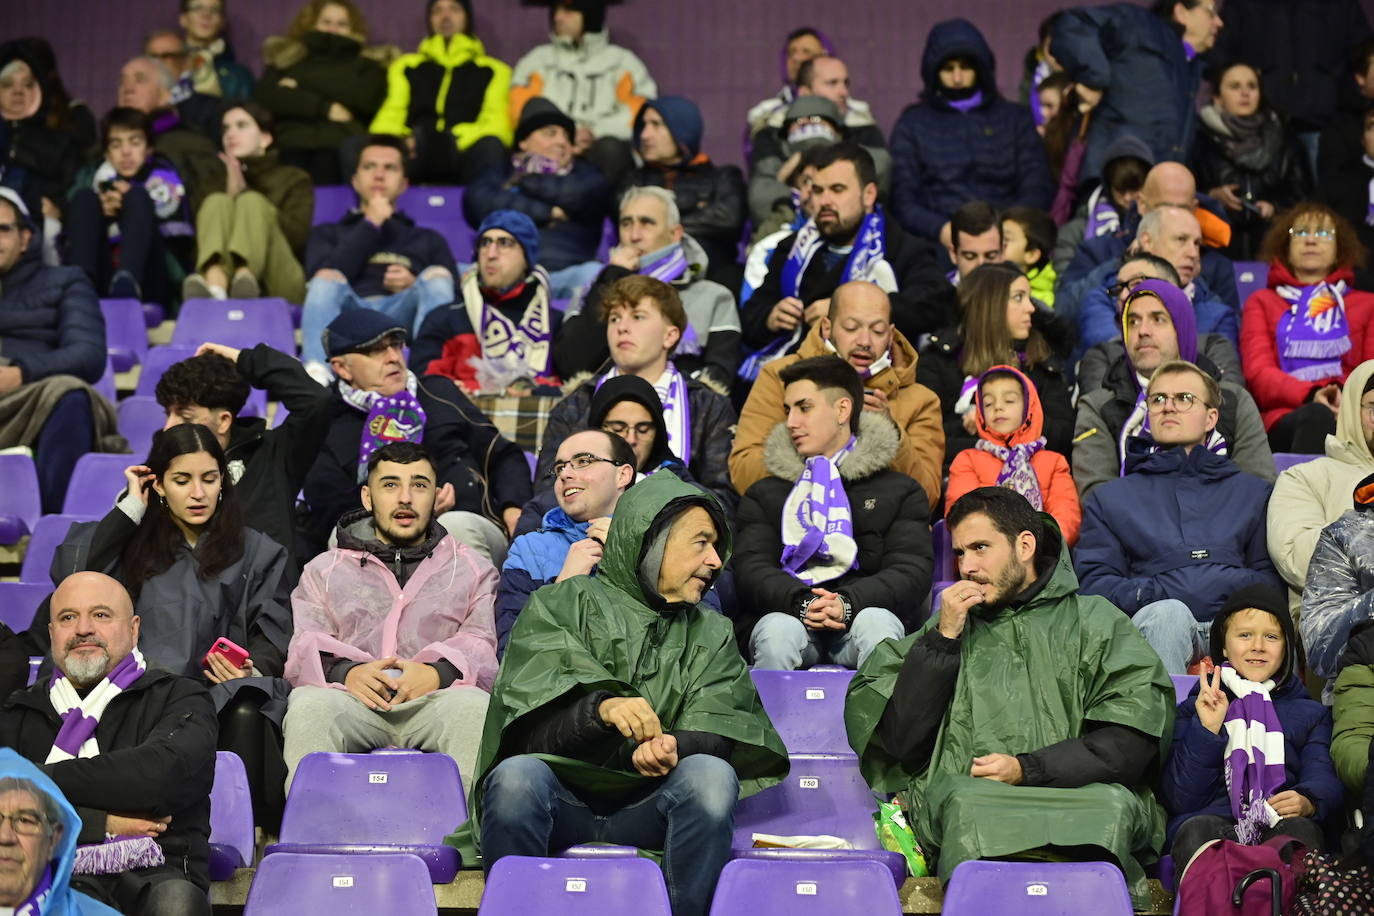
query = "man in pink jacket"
xmin=282 ymin=441 xmax=498 ymax=792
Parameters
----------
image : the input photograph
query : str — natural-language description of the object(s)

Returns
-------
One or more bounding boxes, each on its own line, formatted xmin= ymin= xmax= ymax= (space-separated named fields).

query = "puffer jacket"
xmin=1301 ymin=473 xmax=1374 ymax=680
xmin=1076 ymin=444 xmax=1281 ymax=621
xmin=1333 ymin=620 xmax=1374 ymax=792
xmin=890 ymin=18 xmax=1054 ymax=242
xmin=255 ymin=30 xmax=388 ymax=151
xmin=509 ymin=29 xmax=656 ymax=141
xmin=462 ymin=158 xmax=611 ymax=272
xmin=370 ymin=32 xmax=512 ymax=149
xmin=0 ymin=235 xmax=104 ymax=383
xmin=495 ymin=506 xmax=588 ymax=658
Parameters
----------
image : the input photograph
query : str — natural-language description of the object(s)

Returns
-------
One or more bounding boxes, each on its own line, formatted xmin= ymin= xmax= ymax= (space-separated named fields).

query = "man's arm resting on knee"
xmin=874 ymin=629 xmax=962 ymax=770
xmin=1014 ymin=722 xmax=1158 ymax=789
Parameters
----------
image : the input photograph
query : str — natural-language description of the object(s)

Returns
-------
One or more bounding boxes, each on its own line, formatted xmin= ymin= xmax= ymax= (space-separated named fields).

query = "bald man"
xmin=0 ymin=572 xmax=216 ymax=916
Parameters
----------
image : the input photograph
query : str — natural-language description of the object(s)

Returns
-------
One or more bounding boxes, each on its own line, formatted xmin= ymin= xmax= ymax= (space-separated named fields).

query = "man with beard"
xmin=740 ymin=142 xmax=956 ymax=364
xmin=0 ymin=572 xmax=216 ymax=916
xmin=283 ymin=441 xmax=496 ymax=793
xmin=845 ymin=487 xmax=1173 ymax=909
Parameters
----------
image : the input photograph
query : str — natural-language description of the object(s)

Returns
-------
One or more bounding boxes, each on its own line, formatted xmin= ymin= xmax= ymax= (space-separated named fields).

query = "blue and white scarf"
xmin=641 ymin=244 xmax=690 ymax=284
xmin=780 ymin=436 xmax=858 ymax=584
xmin=1219 ymin=664 xmax=1286 ymax=845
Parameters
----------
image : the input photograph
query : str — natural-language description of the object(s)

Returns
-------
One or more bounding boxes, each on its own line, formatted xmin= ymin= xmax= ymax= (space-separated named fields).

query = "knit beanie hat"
xmin=1122 ymin=278 xmax=1199 ymax=369
xmin=476 ymin=209 xmax=540 ymax=270
xmin=514 ymin=97 xmax=575 ymax=146
xmin=1207 ymin=584 xmax=1303 ymax=687
xmin=426 ymin=0 xmax=473 ymax=32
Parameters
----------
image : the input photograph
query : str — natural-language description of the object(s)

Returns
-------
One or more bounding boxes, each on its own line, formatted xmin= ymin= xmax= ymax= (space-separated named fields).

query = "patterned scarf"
xmin=780 ymin=436 xmax=858 ymax=584
xmin=976 ymin=436 xmax=1046 ymax=509
xmin=46 ymin=648 xmax=146 ymax=763
xmin=91 ymin=160 xmax=193 ymax=244
xmin=640 ymin=244 xmax=690 ymax=284
xmin=1030 ymin=58 xmax=1052 ymax=127
xmin=460 ymin=265 xmax=554 ymax=379
xmin=13 ymin=865 xmax=53 ymax=915
xmin=1084 ymin=185 xmax=1120 ymax=239
xmin=340 ymin=374 xmax=427 ymax=482
xmin=1275 ymin=280 xmax=1351 ymax=382
xmin=1219 ymin=664 xmax=1286 ymax=845
xmin=511 ymin=151 xmax=572 ymax=177
xmin=598 ymin=364 xmax=691 ymax=462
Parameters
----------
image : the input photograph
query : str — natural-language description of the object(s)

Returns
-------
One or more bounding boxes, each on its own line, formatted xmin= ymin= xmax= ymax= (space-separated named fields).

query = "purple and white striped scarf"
xmin=13 ymin=865 xmax=53 ymax=915
xmin=1084 ymin=185 xmax=1120 ymax=239
xmin=1276 ymin=281 xmax=1351 ymax=382
xmin=640 ymin=244 xmax=690 ymax=284
xmin=975 ymin=437 xmax=1046 ymax=509
xmin=1363 ymin=154 xmax=1374 ymax=226
xmin=780 ymin=436 xmax=859 ymax=584
xmin=598 ymin=364 xmax=692 ymax=462
xmin=46 ymin=648 xmax=146 ymax=763
xmin=1219 ymin=664 xmax=1286 ymax=845
xmin=461 ymin=266 xmax=554 ymax=377
xmin=510 ymin=151 xmax=572 ymax=177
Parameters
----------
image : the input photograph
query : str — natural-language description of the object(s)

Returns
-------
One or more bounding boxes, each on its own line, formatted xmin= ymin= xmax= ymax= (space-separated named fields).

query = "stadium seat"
xmin=399 ymin=187 xmax=475 ymax=262
xmin=209 ymin=751 xmax=255 ymax=880
xmin=265 ymin=751 xmax=465 ymax=882
xmin=135 ymin=345 xmax=200 ymax=397
xmin=93 ymin=357 xmax=117 ymax=404
xmin=244 ymin=852 xmax=437 ymax=916
xmin=0 ymin=454 xmax=42 ymax=544
xmin=1233 ymin=261 xmax=1268 ymax=306
xmin=478 ymin=855 xmax=671 ymax=916
xmin=932 ymin=519 xmax=954 ymax=581
xmin=750 ymin=668 xmax=856 ymax=756
xmin=117 ymin=396 xmax=166 ymax=461
xmin=0 ymin=581 xmax=48 ymax=633
xmin=101 ymin=298 xmax=149 ymax=372
xmin=1273 ymin=452 xmax=1318 ymax=473
xmin=707 ymin=857 xmax=902 ymax=916
xmin=242 ymin=387 xmax=268 ymax=418
xmin=311 ymin=185 xmax=355 ymax=226
xmin=1171 ymin=673 xmax=1198 ymax=704
xmin=142 ymin=302 xmax=165 ymax=329
xmin=941 ymin=860 xmax=1133 ymax=915
xmin=21 ymin=514 xmax=98 ymax=584
xmin=172 ymin=298 xmax=296 ymax=355
xmin=62 ymin=453 xmax=131 ymax=516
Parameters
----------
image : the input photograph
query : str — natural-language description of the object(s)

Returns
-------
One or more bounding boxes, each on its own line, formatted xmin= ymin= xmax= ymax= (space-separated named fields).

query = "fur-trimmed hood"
xmin=763 ymin=410 xmax=900 ymax=482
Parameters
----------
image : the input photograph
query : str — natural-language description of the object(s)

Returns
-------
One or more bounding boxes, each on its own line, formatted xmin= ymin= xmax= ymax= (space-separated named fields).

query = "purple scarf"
xmin=1084 ymin=186 xmax=1120 ymax=239
xmin=1363 ymin=154 xmax=1374 ymax=226
xmin=340 ymin=374 xmax=427 ymax=482
xmin=1219 ymin=664 xmax=1286 ymax=845
xmin=780 ymin=437 xmax=858 ymax=584
xmin=947 ymin=90 xmax=985 ymax=113
xmin=75 ymin=836 xmax=165 ymax=876
xmin=511 ymin=151 xmax=572 ymax=177
xmin=46 ymin=648 xmax=146 ymax=762
xmin=975 ymin=436 xmax=1046 ymax=509
xmin=1030 ymin=59 xmax=1052 ymax=127
xmin=13 ymin=865 xmax=53 ymax=915
xmin=1275 ymin=281 xmax=1351 ymax=382
xmin=641 ymin=244 xmax=690 ymax=284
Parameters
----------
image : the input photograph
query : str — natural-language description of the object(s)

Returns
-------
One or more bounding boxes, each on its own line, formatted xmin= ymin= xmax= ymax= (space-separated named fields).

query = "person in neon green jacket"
xmin=369 ymin=0 xmax=512 ymax=184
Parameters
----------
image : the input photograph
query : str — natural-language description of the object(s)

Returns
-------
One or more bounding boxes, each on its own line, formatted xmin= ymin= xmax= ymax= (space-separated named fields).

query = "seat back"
xmin=209 ymin=750 xmax=255 ymax=879
xmin=0 ymin=581 xmax=49 ymax=633
xmin=21 ymin=514 xmax=98 ymax=584
xmin=172 ymin=298 xmax=296 ymax=354
xmin=62 ymin=453 xmax=131 ymax=516
xmin=1273 ymin=452 xmax=1318 ymax=474
xmin=478 ymin=856 xmax=671 ymax=915
xmin=750 ymin=669 xmax=856 ymax=756
xmin=244 ymin=852 xmax=437 ymax=915
xmin=118 ymin=396 xmax=167 ymax=462
xmin=0 ymin=454 xmax=42 ymax=542
xmin=732 ymin=756 xmax=882 ymax=850
xmin=941 ymin=860 xmax=1133 ymax=915
xmin=312 ymin=185 xmax=356 ymax=226
xmin=135 ymin=345 xmax=201 ymax=397
xmin=399 ymin=187 xmax=473 ymax=263
xmin=101 ymin=298 xmax=150 ymax=371
xmin=932 ymin=519 xmax=954 ymax=581
xmin=1171 ymin=673 xmax=1199 ymax=704
xmin=1233 ymin=261 xmax=1268 ymax=306
xmin=707 ymin=858 xmax=902 ymax=916
xmin=93 ymin=356 xmax=117 ymax=404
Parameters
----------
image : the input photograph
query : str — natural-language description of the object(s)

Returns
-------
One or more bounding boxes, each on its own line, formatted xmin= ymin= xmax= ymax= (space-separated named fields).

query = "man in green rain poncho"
xmin=845 ymin=486 xmax=1175 ymax=908
xmin=457 ymin=472 xmax=788 ymax=916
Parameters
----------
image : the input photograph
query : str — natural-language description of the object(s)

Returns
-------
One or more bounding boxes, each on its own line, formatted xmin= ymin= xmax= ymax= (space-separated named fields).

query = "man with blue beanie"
xmin=410 ymin=208 xmax=560 ymax=394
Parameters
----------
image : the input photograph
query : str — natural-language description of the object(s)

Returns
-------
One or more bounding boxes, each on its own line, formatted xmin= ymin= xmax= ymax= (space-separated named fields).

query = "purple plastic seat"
xmin=172 ymin=298 xmax=296 ymax=355
xmin=0 ymin=581 xmax=49 ymax=633
xmin=1273 ymin=452 xmax=1318 ymax=474
xmin=750 ymin=669 xmax=856 ymax=756
xmin=241 ymin=388 xmax=268 ymax=418
xmin=93 ymin=357 xmax=117 ymax=404
xmin=942 ymin=860 xmax=1133 ymax=915
xmin=21 ymin=514 xmax=98 ymax=584
xmin=400 ymin=187 xmax=474 ymax=263
xmin=141 ymin=302 xmax=165 ymax=328
xmin=311 ymin=185 xmax=355 ymax=226
xmin=101 ymin=298 xmax=149 ymax=372
xmin=209 ymin=750 xmax=254 ymax=880
xmin=135 ymin=345 xmax=200 ymax=397
xmin=118 ymin=396 xmax=166 ymax=461
xmin=932 ymin=519 xmax=954 ymax=581
xmin=707 ymin=857 xmax=901 ymax=916
xmin=265 ymin=751 xmax=465 ymax=882
xmin=1171 ymin=673 xmax=1198 ymax=704
xmin=478 ymin=855 xmax=670 ymax=916
xmin=244 ymin=852 xmax=437 ymax=916
xmin=27 ymin=657 xmax=39 ymax=685
xmin=0 ymin=454 xmax=41 ymax=545
xmin=1233 ymin=260 xmax=1268 ymax=307
xmin=557 ymin=845 xmax=639 ymax=859
xmin=62 ymin=453 xmax=131 ymax=516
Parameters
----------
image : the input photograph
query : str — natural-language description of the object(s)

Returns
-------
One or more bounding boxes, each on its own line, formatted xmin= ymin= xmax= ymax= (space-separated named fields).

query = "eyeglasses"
xmin=357 ymin=334 xmax=405 ymax=357
xmin=0 ymin=810 xmax=49 ymax=837
xmin=1146 ymin=392 xmax=1211 ymax=412
xmin=547 ymin=453 xmax=624 ymax=479
xmin=1107 ymin=274 xmax=1151 ymax=300
xmin=1289 ymin=227 xmax=1336 ymax=240
xmin=477 ymin=235 xmax=520 ymax=251
xmin=602 ymin=420 xmax=655 ymax=437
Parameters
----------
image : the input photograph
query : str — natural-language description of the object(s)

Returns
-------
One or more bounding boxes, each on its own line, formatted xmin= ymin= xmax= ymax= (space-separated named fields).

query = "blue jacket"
xmin=0 ymin=239 xmax=105 ymax=383
xmin=890 ymin=19 xmax=1053 ymax=242
xmin=1075 ymin=266 xmax=1238 ymax=364
xmin=1050 ymin=3 xmax=1204 ymax=182
xmin=496 ymin=506 xmax=589 ymax=658
xmin=462 ymin=160 xmax=611 ymax=271
xmin=1161 ymin=676 xmax=1342 ymax=843
xmin=1058 ymin=230 xmax=1240 ymax=322
xmin=1076 ymin=445 xmax=1282 ymax=621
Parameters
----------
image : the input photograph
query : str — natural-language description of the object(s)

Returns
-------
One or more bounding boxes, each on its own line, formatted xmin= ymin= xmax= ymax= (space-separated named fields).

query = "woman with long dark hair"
xmin=918 ymin=261 xmax=1075 ymax=467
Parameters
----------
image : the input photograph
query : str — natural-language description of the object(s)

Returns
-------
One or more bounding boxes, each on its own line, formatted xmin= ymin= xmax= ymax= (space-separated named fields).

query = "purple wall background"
xmin=10 ymin=0 xmax=1374 ymax=170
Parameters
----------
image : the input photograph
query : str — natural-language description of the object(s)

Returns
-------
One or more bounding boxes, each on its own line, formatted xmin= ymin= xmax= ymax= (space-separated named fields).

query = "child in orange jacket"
xmin=945 ymin=365 xmax=1081 ymax=545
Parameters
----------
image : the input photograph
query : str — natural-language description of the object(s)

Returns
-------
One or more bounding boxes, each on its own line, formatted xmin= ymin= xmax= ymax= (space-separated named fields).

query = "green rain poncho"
xmin=844 ymin=520 xmax=1174 ymax=908
xmin=451 ymin=473 xmax=789 ymax=857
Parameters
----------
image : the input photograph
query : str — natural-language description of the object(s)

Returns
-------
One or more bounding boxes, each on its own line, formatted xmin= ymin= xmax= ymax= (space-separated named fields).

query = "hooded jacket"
xmin=495 ymin=506 xmax=591 ymax=659
xmin=1076 ymin=332 xmax=1242 ymax=397
xmin=454 ymin=473 xmax=787 ymax=855
xmin=285 ymin=506 xmax=498 ymax=691
xmin=1268 ymin=360 xmax=1374 ymax=595
xmin=1301 ymin=472 xmax=1374 ymax=681
xmin=509 ymin=28 xmax=656 ymax=141
xmin=305 ymin=208 xmax=458 ymax=299
xmin=0 ymin=41 xmax=84 ymax=213
xmin=1051 ymin=133 xmax=1157 ymax=275
xmin=370 ymin=32 xmax=513 ymax=150
xmin=1333 ymin=618 xmax=1374 ymax=792
xmin=890 ymin=19 xmax=1054 ymax=242
xmin=845 ymin=517 xmax=1174 ymax=909
xmin=1162 ymin=587 xmax=1341 ymax=843
xmin=1240 ymin=261 xmax=1374 ymax=430
xmin=729 ymin=321 xmax=944 ymax=512
xmin=1076 ymin=444 xmax=1281 ymax=621
xmin=734 ymin=411 xmax=932 ymax=642
xmin=1075 ymin=263 xmax=1239 ymax=363
xmin=0 ymin=233 xmax=105 ymax=384
xmin=255 ymin=30 xmax=388 ymax=151
xmin=463 ymin=157 xmax=611 ymax=272
xmin=0 ymin=749 xmax=122 ymax=915
xmin=946 ymin=366 xmax=1081 ymax=545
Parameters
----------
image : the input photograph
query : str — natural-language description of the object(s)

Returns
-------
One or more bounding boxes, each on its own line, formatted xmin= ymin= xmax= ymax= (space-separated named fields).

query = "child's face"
xmin=1002 ymin=219 xmax=1030 ymax=270
xmin=106 ymin=126 xmax=151 ymax=178
xmin=1037 ymin=86 xmax=1062 ymax=126
xmin=1223 ymin=607 xmax=1285 ymax=682
xmin=980 ymin=376 xmax=1025 ymax=436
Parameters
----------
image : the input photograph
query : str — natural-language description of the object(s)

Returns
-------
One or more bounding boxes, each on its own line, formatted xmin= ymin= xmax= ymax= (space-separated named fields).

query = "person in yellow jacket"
xmin=368 ymin=0 xmax=512 ymax=184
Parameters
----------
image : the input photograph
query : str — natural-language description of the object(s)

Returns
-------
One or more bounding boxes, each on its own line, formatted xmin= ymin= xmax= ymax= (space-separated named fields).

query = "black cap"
xmin=322 ymin=309 xmax=408 ymax=358
xmin=515 ymin=97 xmax=576 ymax=146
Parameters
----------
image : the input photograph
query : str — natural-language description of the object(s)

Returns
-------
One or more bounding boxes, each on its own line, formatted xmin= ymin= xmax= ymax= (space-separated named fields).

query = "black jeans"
xmin=1171 ymin=812 xmax=1326 ymax=866
xmin=36 ymin=389 xmax=94 ymax=515
xmin=218 ymin=688 xmax=287 ymax=833
xmin=1267 ymin=401 xmax=1337 ymax=455
xmin=72 ymin=865 xmax=210 ymax=916
xmin=66 ymin=185 xmax=174 ymax=304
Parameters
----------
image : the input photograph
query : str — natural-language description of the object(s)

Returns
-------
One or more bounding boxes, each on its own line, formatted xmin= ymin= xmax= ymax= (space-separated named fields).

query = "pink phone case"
xmin=203 ymin=637 xmax=250 ymax=670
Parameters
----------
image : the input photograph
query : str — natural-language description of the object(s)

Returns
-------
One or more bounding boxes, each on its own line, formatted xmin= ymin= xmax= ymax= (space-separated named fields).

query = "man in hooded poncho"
xmin=457 ymin=473 xmax=788 ymax=916
xmin=844 ymin=486 xmax=1174 ymax=909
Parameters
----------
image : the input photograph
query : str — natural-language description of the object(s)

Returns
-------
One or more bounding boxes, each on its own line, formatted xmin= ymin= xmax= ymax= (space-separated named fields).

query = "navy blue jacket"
xmin=1058 ymin=230 xmax=1240 ymax=321
xmin=1162 ymin=675 xmax=1342 ymax=843
xmin=462 ymin=160 xmax=611 ymax=271
xmin=0 ymin=240 xmax=105 ymax=383
xmin=1051 ymin=3 xmax=1204 ymax=182
xmin=890 ymin=19 xmax=1053 ymax=242
xmin=1076 ymin=445 xmax=1281 ymax=622
xmin=305 ymin=210 xmax=457 ymax=298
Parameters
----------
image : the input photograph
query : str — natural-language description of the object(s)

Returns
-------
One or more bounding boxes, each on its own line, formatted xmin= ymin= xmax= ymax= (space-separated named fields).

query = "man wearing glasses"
xmin=1075 ymin=356 xmax=1282 ymax=673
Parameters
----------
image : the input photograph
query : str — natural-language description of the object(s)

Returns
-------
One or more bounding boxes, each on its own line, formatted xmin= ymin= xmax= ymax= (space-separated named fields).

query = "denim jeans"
xmin=748 ymin=607 xmax=906 ymax=670
xmin=1132 ymin=598 xmax=1211 ymax=674
xmin=480 ymin=754 xmax=739 ymax=916
xmin=546 ymin=260 xmax=605 ymax=301
xmin=300 ymin=269 xmax=455 ymax=365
